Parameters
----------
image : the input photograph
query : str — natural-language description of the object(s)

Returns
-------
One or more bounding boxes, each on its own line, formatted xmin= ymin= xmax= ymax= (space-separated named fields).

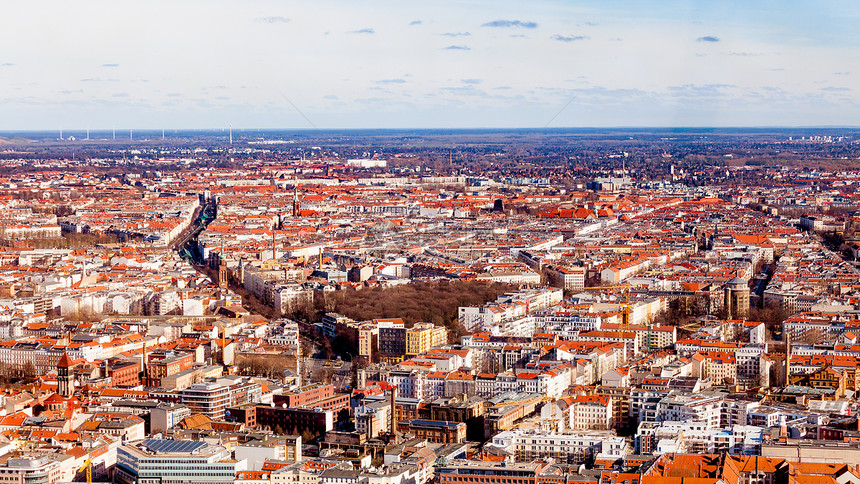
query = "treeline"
xmin=0 ymin=232 xmax=120 ymax=249
xmin=326 ymin=280 xmax=514 ymax=335
xmin=0 ymin=362 xmax=38 ymax=385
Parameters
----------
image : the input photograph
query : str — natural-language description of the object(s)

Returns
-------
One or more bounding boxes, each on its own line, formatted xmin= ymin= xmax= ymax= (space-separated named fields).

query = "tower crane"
xmin=78 ymin=458 xmax=92 ymax=484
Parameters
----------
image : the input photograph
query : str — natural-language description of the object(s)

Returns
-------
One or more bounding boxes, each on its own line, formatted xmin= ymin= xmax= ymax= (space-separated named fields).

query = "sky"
xmin=1 ymin=0 xmax=859 ymax=130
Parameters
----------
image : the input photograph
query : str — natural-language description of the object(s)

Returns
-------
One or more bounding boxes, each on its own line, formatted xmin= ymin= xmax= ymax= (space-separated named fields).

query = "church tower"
xmin=57 ymin=352 xmax=75 ymax=397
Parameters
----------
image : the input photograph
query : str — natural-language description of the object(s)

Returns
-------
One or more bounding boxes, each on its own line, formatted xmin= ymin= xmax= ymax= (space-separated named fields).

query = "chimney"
xmin=785 ymin=332 xmax=792 ymax=387
xmin=390 ymin=386 xmax=397 ymax=438
xmin=295 ymin=341 xmax=302 ymax=388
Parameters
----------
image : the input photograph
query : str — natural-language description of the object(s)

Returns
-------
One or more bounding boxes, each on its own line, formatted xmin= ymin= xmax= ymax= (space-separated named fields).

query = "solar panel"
xmin=142 ymin=439 xmax=207 ymax=454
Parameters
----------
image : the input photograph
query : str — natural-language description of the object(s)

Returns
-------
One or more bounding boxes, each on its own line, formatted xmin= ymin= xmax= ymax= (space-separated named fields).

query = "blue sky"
xmin=0 ymin=0 xmax=858 ymax=129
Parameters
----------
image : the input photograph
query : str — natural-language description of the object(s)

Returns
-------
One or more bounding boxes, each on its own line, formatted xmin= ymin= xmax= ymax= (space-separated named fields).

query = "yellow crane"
xmin=214 ymin=322 xmax=229 ymax=367
xmin=78 ymin=458 xmax=92 ymax=484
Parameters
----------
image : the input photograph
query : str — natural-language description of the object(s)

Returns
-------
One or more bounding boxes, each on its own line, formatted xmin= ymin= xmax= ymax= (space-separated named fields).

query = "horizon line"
xmin=2 ymin=125 xmax=860 ymax=134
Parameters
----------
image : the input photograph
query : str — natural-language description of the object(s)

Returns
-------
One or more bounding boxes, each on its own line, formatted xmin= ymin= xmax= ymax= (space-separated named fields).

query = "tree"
xmin=311 ymin=367 xmax=334 ymax=384
xmin=748 ymin=302 xmax=790 ymax=334
xmin=794 ymin=328 xmax=824 ymax=344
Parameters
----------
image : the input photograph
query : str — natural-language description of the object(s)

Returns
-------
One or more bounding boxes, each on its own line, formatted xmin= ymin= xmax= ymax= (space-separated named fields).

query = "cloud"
xmin=102 ymin=63 xmax=119 ymax=67
xmin=584 ymin=22 xmax=598 ymax=26
xmin=667 ymin=84 xmax=735 ymax=97
xmin=323 ymin=95 xmax=339 ymax=100
xmin=697 ymin=36 xmax=720 ymax=42
xmin=568 ymin=86 xmax=650 ymax=101
xmin=376 ymin=79 xmax=407 ymax=84
xmin=822 ymin=86 xmax=851 ymax=92
xmin=0 ymin=63 xmax=13 ymax=67
xmin=461 ymin=79 xmax=482 ymax=84
xmin=409 ymin=20 xmax=422 ymax=26
xmin=729 ymin=52 xmax=762 ymax=57
xmin=443 ymin=45 xmax=471 ymax=50
xmin=482 ymin=20 xmax=537 ymax=29
xmin=552 ymin=34 xmax=589 ymax=42
xmin=349 ymin=28 xmax=375 ymax=34
xmin=442 ymin=32 xmax=471 ymax=37
xmin=258 ymin=16 xmax=290 ymax=24
xmin=441 ymin=86 xmax=488 ymax=97
xmin=833 ymin=71 xmax=851 ymax=76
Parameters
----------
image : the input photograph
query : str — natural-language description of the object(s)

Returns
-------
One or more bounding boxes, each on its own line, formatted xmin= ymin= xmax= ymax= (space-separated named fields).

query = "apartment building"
xmin=571 ymin=395 xmax=613 ymax=430
xmin=656 ymin=393 xmax=725 ymax=429
xmin=406 ymin=323 xmax=448 ymax=356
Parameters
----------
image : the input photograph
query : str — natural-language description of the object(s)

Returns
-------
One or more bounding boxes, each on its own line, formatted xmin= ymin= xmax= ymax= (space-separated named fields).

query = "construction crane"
xmin=214 ymin=322 xmax=228 ymax=367
xmin=78 ymin=458 xmax=92 ymax=484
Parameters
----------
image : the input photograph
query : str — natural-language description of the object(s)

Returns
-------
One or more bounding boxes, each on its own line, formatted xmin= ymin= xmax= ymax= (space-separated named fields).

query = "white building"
xmin=115 ymin=439 xmax=245 ymax=484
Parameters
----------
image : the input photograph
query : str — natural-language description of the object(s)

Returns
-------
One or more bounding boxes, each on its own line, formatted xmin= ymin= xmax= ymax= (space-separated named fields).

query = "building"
xmin=255 ymin=406 xmax=335 ymax=438
xmin=545 ymin=266 xmax=585 ymax=291
xmin=378 ymin=320 xmax=407 ymax=363
xmin=724 ymin=277 xmax=750 ymax=320
xmin=85 ymin=412 xmax=147 ymax=442
xmin=355 ymin=400 xmax=392 ymax=438
xmin=115 ymin=439 xmax=244 ymax=484
xmin=147 ymin=353 xmax=194 ymax=387
xmin=180 ymin=383 xmax=231 ymax=420
xmin=494 ymin=430 xmax=625 ymax=464
xmin=0 ymin=455 xmax=63 ymax=484
xmin=571 ymin=395 xmax=613 ymax=430
xmin=276 ymin=384 xmax=337 ymax=408
xmin=151 ymin=403 xmax=192 ymax=433
xmin=358 ymin=322 xmax=378 ymax=360
xmin=438 ymin=459 xmax=553 ymax=484
xmin=396 ymin=419 xmax=466 ymax=443
xmin=405 ymin=323 xmax=448 ymax=356
xmin=105 ymin=359 xmax=140 ymax=387
xmin=57 ymin=351 xmax=75 ymax=397
xmin=234 ymin=436 xmax=302 ymax=470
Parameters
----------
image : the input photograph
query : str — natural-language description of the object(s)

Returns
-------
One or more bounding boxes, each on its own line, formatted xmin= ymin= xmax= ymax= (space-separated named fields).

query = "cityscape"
xmin=3 ymin=1 xmax=860 ymax=483
xmin=0 ymin=128 xmax=858 ymax=483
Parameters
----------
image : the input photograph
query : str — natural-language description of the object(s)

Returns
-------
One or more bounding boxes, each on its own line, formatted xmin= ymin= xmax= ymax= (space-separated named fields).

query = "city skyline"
xmin=1 ymin=0 xmax=859 ymax=130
